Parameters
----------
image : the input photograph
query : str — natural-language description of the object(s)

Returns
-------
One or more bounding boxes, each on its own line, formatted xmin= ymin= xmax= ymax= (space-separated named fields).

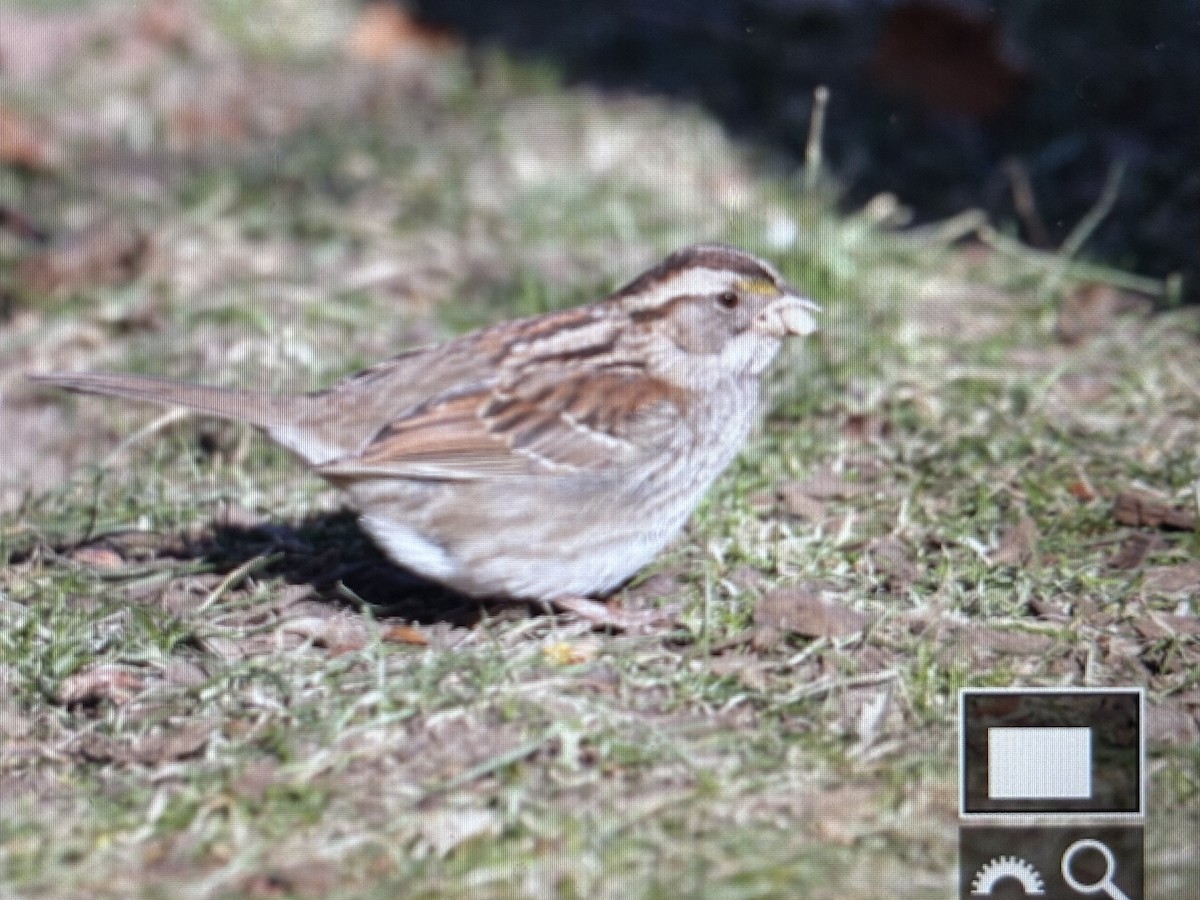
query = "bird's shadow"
xmin=199 ymin=510 xmax=491 ymax=626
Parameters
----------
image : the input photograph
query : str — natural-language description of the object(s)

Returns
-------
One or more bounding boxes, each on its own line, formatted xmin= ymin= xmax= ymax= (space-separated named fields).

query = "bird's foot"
xmin=550 ymin=596 xmax=681 ymax=633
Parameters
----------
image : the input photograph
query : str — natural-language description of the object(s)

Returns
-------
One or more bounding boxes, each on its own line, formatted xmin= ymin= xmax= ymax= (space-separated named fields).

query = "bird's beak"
xmin=756 ymin=291 xmax=821 ymax=337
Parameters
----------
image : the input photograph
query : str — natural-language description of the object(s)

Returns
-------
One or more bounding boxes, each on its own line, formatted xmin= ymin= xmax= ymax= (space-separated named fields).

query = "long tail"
xmin=28 ymin=371 xmax=298 ymax=429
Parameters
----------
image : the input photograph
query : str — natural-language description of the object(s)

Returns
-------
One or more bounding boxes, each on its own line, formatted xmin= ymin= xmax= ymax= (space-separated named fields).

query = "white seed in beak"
xmin=757 ymin=293 xmax=821 ymax=337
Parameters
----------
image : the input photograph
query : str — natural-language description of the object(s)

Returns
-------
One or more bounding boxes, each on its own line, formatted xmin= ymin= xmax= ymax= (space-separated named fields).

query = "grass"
xmin=1 ymin=1 xmax=1198 ymax=898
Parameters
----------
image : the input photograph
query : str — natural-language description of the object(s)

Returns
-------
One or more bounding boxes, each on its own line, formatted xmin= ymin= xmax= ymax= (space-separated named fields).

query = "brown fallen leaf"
xmin=707 ymin=654 xmax=770 ymax=691
xmin=1057 ymin=374 xmax=1114 ymax=404
xmin=1057 ymin=282 xmax=1121 ymax=345
xmin=776 ymin=481 xmax=828 ymax=522
xmin=383 ymin=623 xmax=430 ymax=646
xmin=788 ymin=470 xmax=868 ymax=501
xmin=841 ymin=413 xmax=893 ymax=442
xmin=1156 ymin=613 xmax=1200 ymax=636
xmin=127 ymin=719 xmax=216 ymax=764
xmin=198 ymin=634 xmax=243 ymax=661
xmin=160 ymin=577 xmax=220 ymax=618
xmin=69 ymin=546 xmax=126 ymax=569
xmin=1107 ymin=533 xmax=1159 ymax=570
xmin=755 ymin=587 xmax=871 ymax=639
xmin=16 ymin=218 xmax=150 ymax=296
xmin=57 ymin=664 xmax=147 ymax=706
xmin=162 ymin=658 xmax=208 ymax=687
xmin=965 ymin=626 xmax=1057 ymax=656
xmin=1067 ymin=477 xmax=1098 ymax=501
xmin=622 ymin=571 xmax=685 ymax=604
xmin=75 ymin=723 xmax=213 ymax=764
xmin=1142 ymin=563 xmax=1200 ymax=595
xmin=906 ymin=612 xmax=1060 ymax=657
xmin=1028 ymin=595 xmax=1069 ymax=622
xmin=866 ymin=537 xmax=922 ymax=593
xmin=1112 ymin=489 xmax=1197 ymax=530
xmin=1146 ymin=703 xmax=1200 ymax=745
xmin=279 ymin=614 xmax=371 ymax=654
xmin=241 ymin=862 xmax=338 ymax=900
xmin=230 ymin=758 xmax=280 ymax=802
xmin=75 ymin=733 xmax=126 ymax=763
xmin=1176 ymin=690 xmax=1200 ymax=715
xmin=992 ymin=515 xmax=1039 ymax=567
xmin=0 ymin=105 xmax=57 ymax=170
xmin=728 ymin=565 xmax=770 ymax=596
xmin=1132 ymin=613 xmax=1200 ymax=642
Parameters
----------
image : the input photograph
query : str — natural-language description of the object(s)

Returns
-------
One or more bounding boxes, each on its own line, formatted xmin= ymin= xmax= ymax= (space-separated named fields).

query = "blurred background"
xmin=404 ymin=0 xmax=1198 ymax=295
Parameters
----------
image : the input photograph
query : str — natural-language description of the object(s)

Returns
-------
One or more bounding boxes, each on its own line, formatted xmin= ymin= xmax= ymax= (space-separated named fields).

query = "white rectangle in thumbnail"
xmin=988 ymin=727 xmax=1092 ymax=799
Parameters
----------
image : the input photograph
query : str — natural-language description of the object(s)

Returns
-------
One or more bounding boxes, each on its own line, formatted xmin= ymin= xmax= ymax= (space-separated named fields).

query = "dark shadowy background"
xmin=408 ymin=0 xmax=1199 ymax=295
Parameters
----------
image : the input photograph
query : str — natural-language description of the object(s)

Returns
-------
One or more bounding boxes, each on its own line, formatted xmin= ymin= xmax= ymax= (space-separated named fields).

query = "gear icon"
xmin=971 ymin=855 xmax=1046 ymax=896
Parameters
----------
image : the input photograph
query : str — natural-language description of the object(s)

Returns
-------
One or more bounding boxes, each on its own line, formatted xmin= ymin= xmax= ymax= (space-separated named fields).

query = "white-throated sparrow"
xmin=32 ymin=245 xmax=819 ymax=625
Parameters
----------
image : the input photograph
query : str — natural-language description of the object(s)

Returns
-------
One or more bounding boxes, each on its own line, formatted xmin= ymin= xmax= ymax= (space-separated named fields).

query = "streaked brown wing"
xmin=315 ymin=370 xmax=688 ymax=482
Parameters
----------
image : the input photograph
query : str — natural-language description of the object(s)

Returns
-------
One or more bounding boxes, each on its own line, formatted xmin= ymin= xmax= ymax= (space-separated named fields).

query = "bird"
xmin=31 ymin=244 xmax=819 ymax=627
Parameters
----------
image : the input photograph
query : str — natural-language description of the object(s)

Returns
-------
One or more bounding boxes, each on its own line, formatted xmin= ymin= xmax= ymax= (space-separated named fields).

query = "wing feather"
xmin=316 ymin=370 xmax=688 ymax=482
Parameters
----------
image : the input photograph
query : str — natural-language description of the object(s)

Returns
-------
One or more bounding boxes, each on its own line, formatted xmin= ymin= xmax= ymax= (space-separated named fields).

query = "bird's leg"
xmin=550 ymin=596 xmax=681 ymax=633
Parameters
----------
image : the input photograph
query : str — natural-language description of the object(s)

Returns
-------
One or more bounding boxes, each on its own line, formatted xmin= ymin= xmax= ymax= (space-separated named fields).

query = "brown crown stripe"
xmin=615 ymin=245 xmax=773 ymax=298
xmin=657 ymin=245 xmax=772 ymax=280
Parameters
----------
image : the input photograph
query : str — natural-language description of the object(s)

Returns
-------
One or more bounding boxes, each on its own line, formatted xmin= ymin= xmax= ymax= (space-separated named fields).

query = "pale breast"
xmin=345 ymin=375 xmax=761 ymax=600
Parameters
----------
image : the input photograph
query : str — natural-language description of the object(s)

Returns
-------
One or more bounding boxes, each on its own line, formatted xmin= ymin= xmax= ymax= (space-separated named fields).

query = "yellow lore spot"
xmin=737 ymin=277 xmax=782 ymax=296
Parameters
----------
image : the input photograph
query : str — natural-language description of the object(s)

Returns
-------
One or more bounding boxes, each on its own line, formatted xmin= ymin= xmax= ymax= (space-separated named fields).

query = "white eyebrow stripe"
xmin=621 ymin=268 xmax=749 ymax=311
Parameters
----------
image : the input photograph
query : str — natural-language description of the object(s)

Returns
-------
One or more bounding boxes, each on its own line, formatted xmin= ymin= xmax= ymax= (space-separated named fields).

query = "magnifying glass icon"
xmin=1061 ymin=839 xmax=1132 ymax=899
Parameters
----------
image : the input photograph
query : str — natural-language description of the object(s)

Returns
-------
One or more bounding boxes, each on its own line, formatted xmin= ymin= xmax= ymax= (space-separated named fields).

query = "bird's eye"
xmin=716 ymin=291 xmax=739 ymax=310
